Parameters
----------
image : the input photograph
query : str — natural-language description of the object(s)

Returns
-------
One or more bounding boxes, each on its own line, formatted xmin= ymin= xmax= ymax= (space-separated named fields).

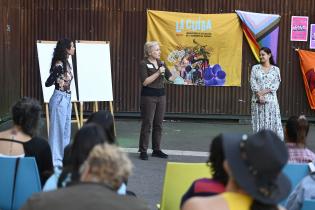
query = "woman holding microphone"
xmin=138 ymin=41 xmax=175 ymax=160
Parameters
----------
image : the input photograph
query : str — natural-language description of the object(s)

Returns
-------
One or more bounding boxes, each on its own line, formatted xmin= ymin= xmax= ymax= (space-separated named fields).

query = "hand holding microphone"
xmin=159 ymin=61 xmax=165 ymax=76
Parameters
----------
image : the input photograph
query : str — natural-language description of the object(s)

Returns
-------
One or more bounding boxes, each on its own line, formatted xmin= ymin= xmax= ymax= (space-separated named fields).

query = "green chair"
xmin=159 ymin=162 xmax=211 ymax=210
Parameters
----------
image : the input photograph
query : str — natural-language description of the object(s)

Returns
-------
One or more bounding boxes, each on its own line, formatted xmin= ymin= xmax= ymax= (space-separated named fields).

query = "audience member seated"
xmin=86 ymin=110 xmax=134 ymax=195
xmin=0 ymin=97 xmax=53 ymax=186
xmin=285 ymin=115 xmax=315 ymax=163
xmin=286 ymin=162 xmax=315 ymax=210
xmin=86 ymin=110 xmax=116 ymax=144
xmin=181 ymin=134 xmax=227 ymax=207
xmin=43 ymin=123 xmax=106 ymax=190
xmin=62 ymin=110 xmax=117 ymax=166
xmin=21 ymin=143 xmax=149 ymax=210
xmin=182 ymin=130 xmax=291 ymax=210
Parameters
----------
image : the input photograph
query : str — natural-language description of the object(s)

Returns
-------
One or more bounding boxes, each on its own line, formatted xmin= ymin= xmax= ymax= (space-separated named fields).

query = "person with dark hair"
xmin=86 ymin=110 xmax=116 ymax=144
xmin=43 ymin=123 xmax=106 ymax=190
xmin=60 ymin=123 xmax=107 ymax=185
xmin=45 ymin=38 xmax=75 ymax=167
xmin=62 ymin=110 xmax=116 ymax=167
xmin=0 ymin=97 xmax=53 ymax=186
xmin=138 ymin=41 xmax=175 ymax=160
xmin=180 ymin=134 xmax=228 ymax=207
xmin=250 ymin=47 xmax=284 ymax=140
xmin=21 ymin=143 xmax=149 ymax=210
xmin=44 ymin=122 xmax=127 ymax=195
xmin=182 ymin=130 xmax=291 ymax=210
xmin=285 ymin=115 xmax=315 ymax=163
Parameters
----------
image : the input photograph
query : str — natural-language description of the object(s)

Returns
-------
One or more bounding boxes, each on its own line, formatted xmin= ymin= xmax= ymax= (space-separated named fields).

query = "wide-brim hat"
xmin=222 ymin=130 xmax=291 ymax=204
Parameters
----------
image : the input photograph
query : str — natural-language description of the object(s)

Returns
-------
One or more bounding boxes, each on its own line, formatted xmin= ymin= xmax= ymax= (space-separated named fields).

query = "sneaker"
xmin=152 ymin=150 xmax=168 ymax=158
xmin=139 ymin=152 xmax=148 ymax=160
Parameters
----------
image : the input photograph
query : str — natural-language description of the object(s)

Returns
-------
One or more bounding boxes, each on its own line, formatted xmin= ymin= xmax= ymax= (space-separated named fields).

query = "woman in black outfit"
xmin=0 ymin=97 xmax=53 ymax=186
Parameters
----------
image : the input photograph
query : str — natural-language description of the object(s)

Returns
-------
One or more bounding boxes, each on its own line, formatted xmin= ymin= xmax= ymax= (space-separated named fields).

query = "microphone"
xmin=159 ymin=61 xmax=165 ymax=76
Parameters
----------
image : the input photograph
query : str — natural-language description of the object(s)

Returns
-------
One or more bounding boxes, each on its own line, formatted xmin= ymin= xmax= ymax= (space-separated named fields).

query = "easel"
xmin=45 ymin=102 xmax=81 ymax=136
xmin=79 ymin=101 xmax=116 ymax=136
xmin=75 ymin=40 xmax=116 ymax=135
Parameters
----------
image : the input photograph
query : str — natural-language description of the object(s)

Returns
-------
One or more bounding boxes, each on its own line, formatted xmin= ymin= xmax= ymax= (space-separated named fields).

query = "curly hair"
xmin=50 ymin=38 xmax=72 ymax=73
xmin=80 ymin=143 xmax=132 ymax=190
xmin=11 ymin=97 xmax=42 ymax=136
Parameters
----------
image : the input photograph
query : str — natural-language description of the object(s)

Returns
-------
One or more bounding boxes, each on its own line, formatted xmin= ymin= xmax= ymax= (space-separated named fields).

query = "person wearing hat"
xmin=182 ymin=130 xmax=291 ymax=210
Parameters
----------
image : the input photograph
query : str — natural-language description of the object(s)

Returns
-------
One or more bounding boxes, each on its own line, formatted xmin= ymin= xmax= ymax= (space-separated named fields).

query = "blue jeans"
xmin=48 ymin=90 xmax=72 ymax=167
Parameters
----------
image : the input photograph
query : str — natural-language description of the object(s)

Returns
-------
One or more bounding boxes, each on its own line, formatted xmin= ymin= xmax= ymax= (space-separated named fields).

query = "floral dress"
xmin=250 ymin=64 xmax=284 ymax=140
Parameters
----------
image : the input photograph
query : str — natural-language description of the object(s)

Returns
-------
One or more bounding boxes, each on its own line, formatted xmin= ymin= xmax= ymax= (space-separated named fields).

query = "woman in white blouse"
xmin=250 ymin=47 xmax=284 ymax=140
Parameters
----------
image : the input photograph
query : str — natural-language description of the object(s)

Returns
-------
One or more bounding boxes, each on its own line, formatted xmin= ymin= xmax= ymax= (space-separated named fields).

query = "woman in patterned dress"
xmin=250 ymin=47 xmax=284 ymax=140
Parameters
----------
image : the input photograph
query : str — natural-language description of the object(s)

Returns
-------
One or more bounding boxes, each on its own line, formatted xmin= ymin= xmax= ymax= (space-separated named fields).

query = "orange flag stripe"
xmin=297 ymin=50 xmax=315 ymax=109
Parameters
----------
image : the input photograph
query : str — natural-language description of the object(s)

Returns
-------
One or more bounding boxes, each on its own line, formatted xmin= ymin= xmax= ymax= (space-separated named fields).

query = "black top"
xmin=0 ymin=136 xmax=54 ymax=186
xmin=139 ymin=59 xmax=172 ymax=96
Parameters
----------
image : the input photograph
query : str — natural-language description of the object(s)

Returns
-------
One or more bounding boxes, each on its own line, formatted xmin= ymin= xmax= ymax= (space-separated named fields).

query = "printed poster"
xmin=310 ymin=24 xmax=315 ymax=49
xmin=290 ymin=16 xmax=309 ymax=41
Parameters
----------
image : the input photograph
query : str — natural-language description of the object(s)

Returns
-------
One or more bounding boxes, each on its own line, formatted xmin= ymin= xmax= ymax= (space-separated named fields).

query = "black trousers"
xmin=139 ymin=95 xmax=166 ymax=152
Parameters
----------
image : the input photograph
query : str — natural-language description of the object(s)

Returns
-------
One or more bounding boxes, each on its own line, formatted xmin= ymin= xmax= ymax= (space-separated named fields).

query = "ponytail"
xmin=297 ymin=115 xmax=309 ymax=147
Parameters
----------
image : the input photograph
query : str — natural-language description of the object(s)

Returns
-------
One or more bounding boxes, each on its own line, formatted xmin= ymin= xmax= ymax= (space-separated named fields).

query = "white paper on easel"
xmin=75 ymin=41 xmax=113 ymax=102
xmin=36 ymin=41 xmax=78 ymax=103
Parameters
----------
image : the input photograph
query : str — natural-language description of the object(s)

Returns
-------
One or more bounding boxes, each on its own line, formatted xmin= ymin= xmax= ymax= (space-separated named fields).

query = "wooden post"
xmin=45 ymin=103 xmax=50 ymax=136
xmin=73 ymin=102 xmax=80 ymax=128
xmin=80 ymin=101 xmax=84 ymax=127
xmin=109 ymin=101 xmax=116 ymax=136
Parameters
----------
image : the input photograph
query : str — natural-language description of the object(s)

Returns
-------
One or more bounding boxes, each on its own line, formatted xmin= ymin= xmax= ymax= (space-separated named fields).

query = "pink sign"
xmin=310 ymin=24 xmax=315 ymax=49
xmin=290 ymin=16 xmax=309 ymax=41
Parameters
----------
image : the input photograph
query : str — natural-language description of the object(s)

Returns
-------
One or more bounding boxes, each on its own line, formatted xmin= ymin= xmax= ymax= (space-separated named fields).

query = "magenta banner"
xmin=290 ymin=16 xmax=309 ymax=41
xmin=310 ymin=24 xmax=315 ymax=49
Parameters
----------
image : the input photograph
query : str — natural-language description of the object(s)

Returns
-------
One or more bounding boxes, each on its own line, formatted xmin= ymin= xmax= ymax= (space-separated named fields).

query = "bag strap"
xmin=10 ymin=157 xmax=20 ymax=210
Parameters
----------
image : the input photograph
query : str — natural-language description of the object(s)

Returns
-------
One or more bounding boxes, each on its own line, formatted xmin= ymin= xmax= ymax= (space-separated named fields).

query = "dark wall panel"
xmin=0 ymin=0 xmax=20 ymax=116
xmin=1 ymin=0 xmax=315 ymax=118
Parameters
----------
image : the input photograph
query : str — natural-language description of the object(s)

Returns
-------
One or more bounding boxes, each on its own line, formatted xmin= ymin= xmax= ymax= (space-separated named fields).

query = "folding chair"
xmin=0 ymin=157 xmax=41 ymax=210
xmin=159 ymin=162 xmax=211 ymax=210
xmin=301 ymin=199 xmax=315 ymax=210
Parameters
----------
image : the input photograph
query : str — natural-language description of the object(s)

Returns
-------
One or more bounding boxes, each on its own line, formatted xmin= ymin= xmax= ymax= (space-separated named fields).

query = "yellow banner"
xmin=147 ymin=10 xmax=243 ymax=86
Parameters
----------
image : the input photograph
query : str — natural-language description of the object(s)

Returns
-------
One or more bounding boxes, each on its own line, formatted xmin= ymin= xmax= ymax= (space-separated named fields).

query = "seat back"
xmin=280 ymin=163 xmax=309 ymax=204
xmin=0 ymin=157 xmax=41 ymax=210
xmin=301 ymin=199 xmax=315 ymax=210
xmin=160 ymin=162 xmax=211 ymax=210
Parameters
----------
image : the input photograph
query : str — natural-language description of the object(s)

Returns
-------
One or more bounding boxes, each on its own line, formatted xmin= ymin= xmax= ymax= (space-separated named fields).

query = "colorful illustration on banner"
xmin=167 ymin=40 xmax=226 ymax=86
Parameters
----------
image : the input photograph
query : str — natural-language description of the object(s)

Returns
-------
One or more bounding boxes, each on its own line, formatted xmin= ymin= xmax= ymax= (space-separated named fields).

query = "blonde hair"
xmin=143 ymin=41 xmax=159 ymax=58
xmin=80 ymin=143 xmax=132 ymax=190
